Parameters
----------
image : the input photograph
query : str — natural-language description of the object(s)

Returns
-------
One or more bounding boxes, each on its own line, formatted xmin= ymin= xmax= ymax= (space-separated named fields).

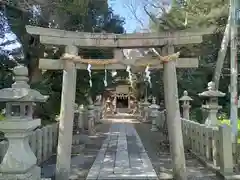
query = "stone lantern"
xmin=179 ymin=90 xmax=193 ymax=119
xmin=0 ymin=65 xmax=48 ymax=180
xmin=149 ymin=97 xmax=160 ymax=131
xmin=198 ymin=81 xmax=225 ymax=126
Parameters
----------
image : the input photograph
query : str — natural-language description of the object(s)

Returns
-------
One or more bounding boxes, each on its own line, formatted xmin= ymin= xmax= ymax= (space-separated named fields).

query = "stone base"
xmin=88 ymin=129 xmax=96 ymax=136
xmin=151 ymin=126 xmax=158 ymax=132
xmin=0 ymin=166 xmax=41 ymax=180
xmin=72 ymin=144 xmax=85 ymax=154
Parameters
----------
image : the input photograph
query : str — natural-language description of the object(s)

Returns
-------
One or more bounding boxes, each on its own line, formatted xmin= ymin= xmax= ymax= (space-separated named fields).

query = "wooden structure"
xmin=103 ymin=78 xmax=135 ymax=113
xmin=114 ymin=84 xmax=132 ymax=110
xmin=25 ymin=25 xmax=213 ymax=180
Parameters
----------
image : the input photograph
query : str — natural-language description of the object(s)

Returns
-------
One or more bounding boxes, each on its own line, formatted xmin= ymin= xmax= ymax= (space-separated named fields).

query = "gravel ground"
xmin=133 ymin=120 xmax=220 ymax=180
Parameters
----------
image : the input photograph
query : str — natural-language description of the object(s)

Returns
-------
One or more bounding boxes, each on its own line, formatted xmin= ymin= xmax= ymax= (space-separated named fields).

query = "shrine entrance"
xmin=116 ymin=94 xmax=128 ymax=109
xmin=112 ymin=83 xmax=134 ymax=113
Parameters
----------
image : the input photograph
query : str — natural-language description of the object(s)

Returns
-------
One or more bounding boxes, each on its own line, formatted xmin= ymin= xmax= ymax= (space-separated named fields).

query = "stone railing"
xmin=181 ymin=119 xmax=233 ymax=175
xmin=0 ymin=123 xmax=59 ymax=165
xmin=151 ymin=109 xmax=233 ymax=176
xmin=141 ymin=86 xmax=236 ymax=178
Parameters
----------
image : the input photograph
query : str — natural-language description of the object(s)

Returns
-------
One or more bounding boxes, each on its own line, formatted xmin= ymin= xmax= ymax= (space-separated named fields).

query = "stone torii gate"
xmin=26 ymin=25 xmax=211 ymax=180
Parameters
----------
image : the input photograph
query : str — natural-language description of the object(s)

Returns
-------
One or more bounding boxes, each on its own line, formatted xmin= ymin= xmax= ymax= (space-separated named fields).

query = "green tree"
xmin=3 ymin=1 xmax=125 ymax=121
xmin=145 ymin=0 xmax=230 ymax=121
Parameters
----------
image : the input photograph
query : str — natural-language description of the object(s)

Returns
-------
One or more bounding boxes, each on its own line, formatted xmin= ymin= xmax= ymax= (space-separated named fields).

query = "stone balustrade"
xmin=152 ymin=110 xmax=234 ymax=177
xmin=182 ymin=119 xmax=233 ymax=176
xmin=0 ymin=123 xmax=59 ymax=165
xmin=142 ymin=88 xmax=234 ymax=178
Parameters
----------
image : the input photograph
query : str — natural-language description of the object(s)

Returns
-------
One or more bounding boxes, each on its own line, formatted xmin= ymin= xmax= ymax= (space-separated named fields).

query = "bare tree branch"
xmin=122 ymin=0 xmax=170 ymax=30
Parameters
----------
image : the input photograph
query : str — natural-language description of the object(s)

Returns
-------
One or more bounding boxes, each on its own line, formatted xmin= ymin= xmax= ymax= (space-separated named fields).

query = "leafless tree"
xmin=122 ymin=0 xmax=171 ymax=31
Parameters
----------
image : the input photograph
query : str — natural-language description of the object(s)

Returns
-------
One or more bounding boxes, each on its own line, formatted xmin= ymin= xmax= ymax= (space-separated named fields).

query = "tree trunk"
xmin=213 ymin=10 xmax=231 ymax=89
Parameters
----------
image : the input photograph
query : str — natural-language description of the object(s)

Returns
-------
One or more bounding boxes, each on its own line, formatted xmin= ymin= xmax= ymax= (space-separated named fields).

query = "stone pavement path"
xmin=41 ymin=120 xmax=111 ymax=180
xmin=41 ymin=117 xmax=220 ymax=180
xmin=86 ymin=122 xmax=158 ymax=180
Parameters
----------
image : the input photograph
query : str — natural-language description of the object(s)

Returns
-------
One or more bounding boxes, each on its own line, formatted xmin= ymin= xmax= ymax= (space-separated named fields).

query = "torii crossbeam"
xmin=38 ymin=56 xmax=198 ymax=70
xmin=26 ymin=25 xmax=214 ymax=48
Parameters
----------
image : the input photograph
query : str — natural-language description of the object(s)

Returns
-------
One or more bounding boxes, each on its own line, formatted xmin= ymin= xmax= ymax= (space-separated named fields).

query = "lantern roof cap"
xmin=0 ymin=65 xmax=48 ymax=102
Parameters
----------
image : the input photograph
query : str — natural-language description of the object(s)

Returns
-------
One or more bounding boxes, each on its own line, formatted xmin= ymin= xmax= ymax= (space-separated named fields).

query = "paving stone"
xmin=98 ymin=151 xmax=115 ymax=178
xmin=86 ymin=122 xmax=158 ymax=180
xmin=129 ymin=153 xmax=145 ymax=175
xmin=86 ymin=138 xmax=109 ymax=180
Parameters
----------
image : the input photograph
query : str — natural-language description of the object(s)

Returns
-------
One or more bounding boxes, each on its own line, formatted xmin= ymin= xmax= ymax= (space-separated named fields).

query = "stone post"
xmin=106 ymin=97 xmax=112 ymax=115
xmin=199 ymin=81 xmax=225 ymax=126
xmin=179 ymin=90 xmax=193 ymax=119
xmin=138 ymin=101 xmax=144 ymax=118
xmin=83 ymin=106 xmax=89 ymax=131
xmin=78 ymin=104 xmax=84 ymax=132
xmin=72 ymin=104 xmax=85 ymax=154
xmin=94 ymin=101 xmax=101 ymax=124
xmin=113 ymin=93 xmax=117 ymax=113
xmin=219 ymin=124 xmax=233 ymax=176
xmin=128 ymin=93 xmax=131 ymax=109
xmin=87 ymin=103 xmax=95 ymax=135
xmin=142 ymin=99 xmax=150 ymax=122
xmin=0 ymin=65 xmax=48 ymax=180
xmin=72 ymin=103 xmax=79 ymax=135
xmin=149 ymin=97 xmax=160 ymax=132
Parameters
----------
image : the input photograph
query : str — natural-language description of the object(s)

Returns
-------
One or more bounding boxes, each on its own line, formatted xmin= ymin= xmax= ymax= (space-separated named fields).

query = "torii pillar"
xmin=162 ymin=45 xmax=186 ymax=180
xmin=56 ymin=45 xmax=78 ymax=180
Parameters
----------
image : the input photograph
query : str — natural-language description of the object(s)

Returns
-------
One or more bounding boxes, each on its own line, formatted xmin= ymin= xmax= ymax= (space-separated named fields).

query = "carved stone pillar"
xmin=94 ymin=101 xmax=101 ymax=123
xmin=72 ymin=103 xmax=80 ymax=135
xmin=78 ymin=104 xmax=84 ymax=132
xmin=87 ymin=104 xmax=96 ymax=135
xmin=149 ymin=97 xmax=160 ymax=131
